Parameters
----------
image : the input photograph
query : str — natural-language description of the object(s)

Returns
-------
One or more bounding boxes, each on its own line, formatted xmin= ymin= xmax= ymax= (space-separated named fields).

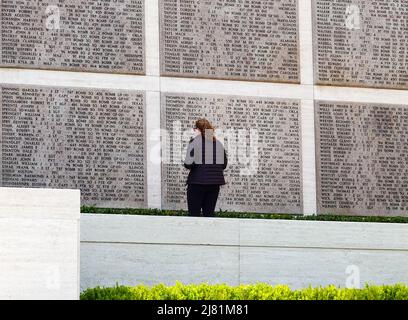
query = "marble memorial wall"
xmin=0 ymin=85 xmax=147 ymax=208
xmin=313 ymin=0 xmax=408 ymax=89
xmin=1 ymin=0 xmax=408 ymax=216
xmin=316 ymin=101 xmax=408 ymax=216
xmin=0 ymin=0 xmax=145 ymax=74
xmin=160 ymin=0 xmax=300 ymax=82
xmin=161 ymin=93 xmax=302 ymax=214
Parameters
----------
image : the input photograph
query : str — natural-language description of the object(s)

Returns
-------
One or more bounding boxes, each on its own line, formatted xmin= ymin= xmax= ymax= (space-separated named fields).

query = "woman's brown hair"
xmin=195 ymin=118 xmax=215 ymax=141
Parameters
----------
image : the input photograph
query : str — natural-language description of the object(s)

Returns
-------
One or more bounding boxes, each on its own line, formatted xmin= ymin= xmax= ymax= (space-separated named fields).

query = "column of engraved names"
xmin=316 ymin=101 xmax=408 ymax=216
xmin=0 ymin=85 xmax=146 ymax=208
xmin=0 ymin=0 xmax=144 ymax=73
xmin=313 ymin=0 xmax=408 ymax=89
xmin=162 ymin=93 xmax=302 ymax=214
xmin=160 ymin=0 xmax=299 ymax=82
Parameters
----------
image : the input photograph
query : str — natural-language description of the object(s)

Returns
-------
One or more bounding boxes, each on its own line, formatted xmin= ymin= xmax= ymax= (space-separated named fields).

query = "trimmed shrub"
xmin=81 ymin=206 xmax=408 ymax=224
xmin=80 ymin=283 xmax=408 ymax=300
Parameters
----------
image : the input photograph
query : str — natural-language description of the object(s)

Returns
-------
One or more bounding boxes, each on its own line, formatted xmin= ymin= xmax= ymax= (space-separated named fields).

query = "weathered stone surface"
xmin=315 ymin=100 xmax=408 ymax=216
xmin=0 ymin=187 xmax=80 ymax=300
xmin=0 ymin=85 xmax=147 ymax=208
xmin=80 ymin=214 xmax=408 ymax=290
xmin=313 ymin=0 xmax=408 ymax=89
xmin=160 ymin=0 xmax=299 ymax=83
xmin=0 ymin=0 xmax=145 ymax=74
xmin=161 ymin=93 xmax=303 ymax=214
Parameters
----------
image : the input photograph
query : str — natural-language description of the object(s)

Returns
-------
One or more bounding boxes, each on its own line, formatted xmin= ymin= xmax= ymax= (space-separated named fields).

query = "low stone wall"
xmin=80 ymin=214 xmax=408 ymax=291
xmin=0 ymin=187 xmax=80 ymax=300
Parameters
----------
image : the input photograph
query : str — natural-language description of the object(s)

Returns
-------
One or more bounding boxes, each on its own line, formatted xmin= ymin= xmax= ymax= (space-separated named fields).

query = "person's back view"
xmin=184 ymin=119 xmax=228 ymax=217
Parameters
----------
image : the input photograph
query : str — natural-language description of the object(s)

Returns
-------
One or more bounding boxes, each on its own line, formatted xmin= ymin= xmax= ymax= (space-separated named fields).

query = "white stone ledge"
xmin=81 ymin=243 xmax=240 ymax=288
xmin=80 ymin=214 xmax=408 ymax=290
xmin=0 ymin=187 xmax=80 ymax=220
xmin=239 ymin=219 xmax=408 ymax=251
xmin=160 ymin=77 xmax=313 ymax=100
xmin=314 ymin=85 xmax=408 ymax=105
xmin=81 ymin=214 xmax=240 ymax=246
xmin=3 ymin=69 xmax=408 ymax=108
xmin=0 ymin=218 xmax=79 ymax=299
xmin=81 ymin=214 xmax=408 ymax=251
xmin=239 ymin=247 xmax=408 ymax=288
xmin=0 ymin=68 xmax=160 ymax=92
xmin=0 ymin=187 xmax=80 ymax=300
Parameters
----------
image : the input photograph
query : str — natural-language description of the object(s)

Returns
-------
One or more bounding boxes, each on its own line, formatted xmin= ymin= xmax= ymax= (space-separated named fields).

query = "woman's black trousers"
xmin=187 ymin=184 xmax=220 ymax=217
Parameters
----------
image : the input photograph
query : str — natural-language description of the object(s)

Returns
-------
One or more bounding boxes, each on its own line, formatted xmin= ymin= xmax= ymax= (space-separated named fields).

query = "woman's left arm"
xmin=184 ymin=140 xmax=195 ymax=170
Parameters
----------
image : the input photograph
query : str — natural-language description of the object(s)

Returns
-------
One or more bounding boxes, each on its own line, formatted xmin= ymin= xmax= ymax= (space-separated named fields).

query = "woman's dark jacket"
xmin=184 ymin=135 xmax=228 ymax=185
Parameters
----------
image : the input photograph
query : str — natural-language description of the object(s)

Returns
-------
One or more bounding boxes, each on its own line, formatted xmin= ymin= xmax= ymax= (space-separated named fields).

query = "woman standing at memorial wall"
xmin=184 ymin=119 xmax=228 ymax=217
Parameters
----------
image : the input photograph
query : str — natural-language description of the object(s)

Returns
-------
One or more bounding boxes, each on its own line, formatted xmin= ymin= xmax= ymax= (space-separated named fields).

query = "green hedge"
xmin=80 ymin=283 xmax=408 ymax=300
xmin=81 ymin=206 xmax=408 ymax=224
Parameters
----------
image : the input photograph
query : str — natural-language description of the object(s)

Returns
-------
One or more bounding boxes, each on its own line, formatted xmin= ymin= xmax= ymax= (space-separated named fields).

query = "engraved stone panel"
xmin=313 ymin=0 xmax=408 ymax=89
xmin=316 ymin=101 xmax=408 ymax=216
xmin=0 ymin=0 xmax=145 ymax=74
xmin=161 ymin=93 xmax=302 ymax=214
xmin=0 ymin=85 xmax=146 ymax=208
xmin=160 ymin=0 xmax=299 ymax=83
